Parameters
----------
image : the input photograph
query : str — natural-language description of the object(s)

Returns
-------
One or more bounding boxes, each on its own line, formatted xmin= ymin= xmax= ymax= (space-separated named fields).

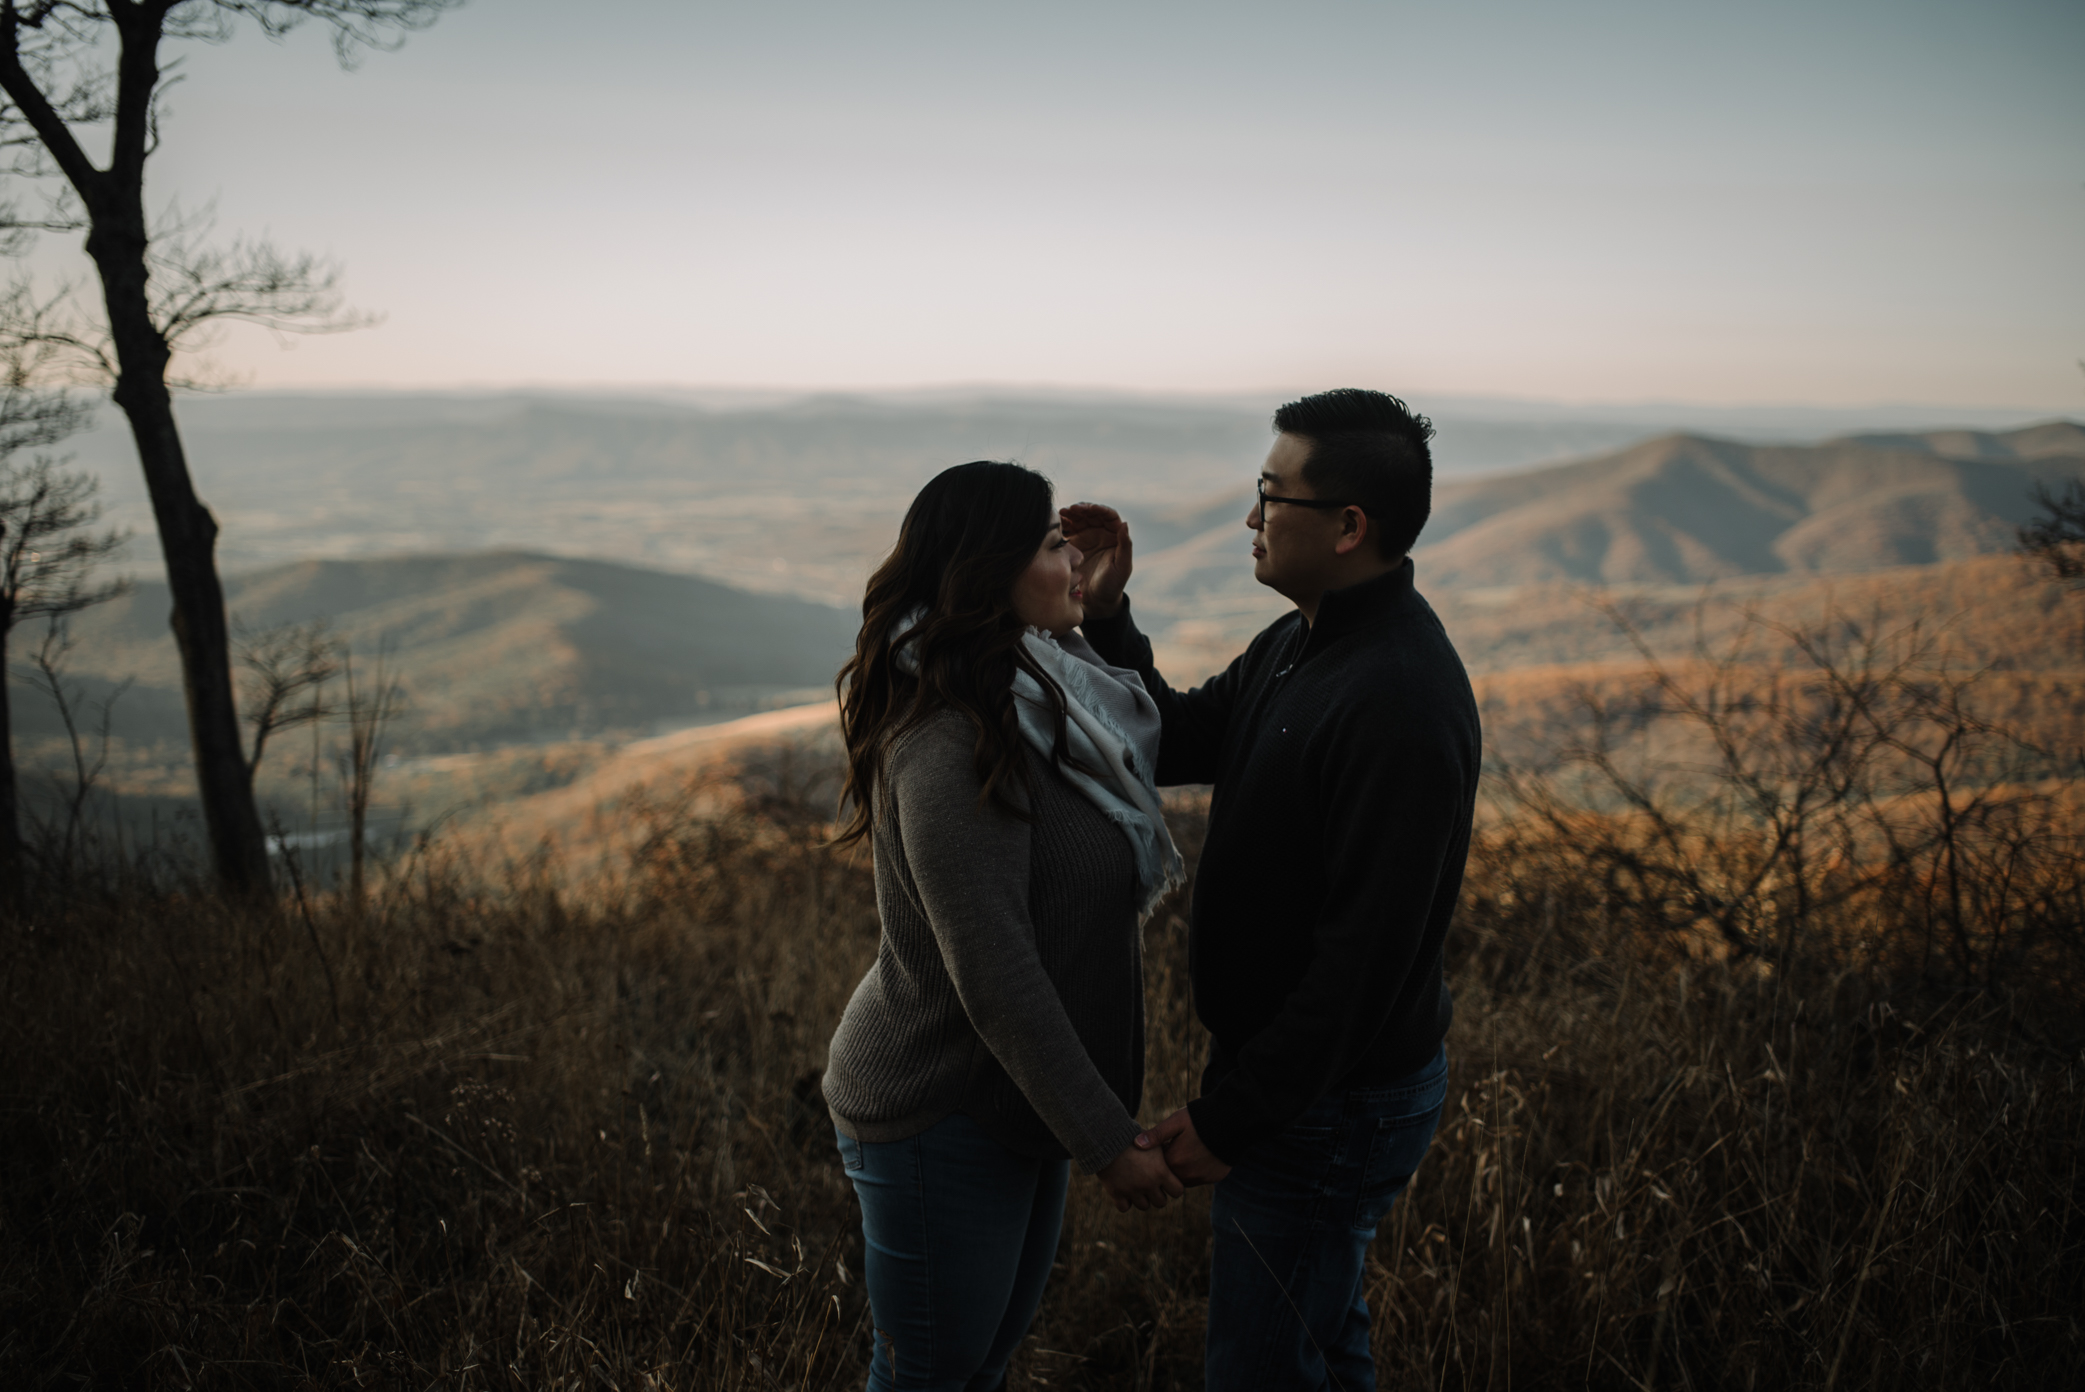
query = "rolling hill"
xmin=1415 ymin=423 xmax=2084 ymax=588
xmin=463 ymin=552 xmax=2081 ymax=863
xmin=31 ymin=551 xmax=859 ymax=753
xmin=17 ymin=419 xmax=2078 ymax=785
xmin=1126 ymin=421 xmax=2085 ymax=668
xmin=68 ymin=391 xmax=2065 ymax=611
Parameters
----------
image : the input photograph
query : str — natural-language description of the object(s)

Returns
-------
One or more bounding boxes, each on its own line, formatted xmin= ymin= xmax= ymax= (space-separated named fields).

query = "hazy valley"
xmin=15 ymin=394 xmax=2081 ymax=846
xmin=65 ymin=390 xmax=2067 ymax=605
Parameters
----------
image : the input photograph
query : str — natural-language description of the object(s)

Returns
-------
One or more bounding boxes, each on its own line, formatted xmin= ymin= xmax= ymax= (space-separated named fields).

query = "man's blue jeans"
xmin=1205 ymin=1044 xmax=1449 ymax=1392
xmin=835 ymin=1111 xmax=1070 ymax=1392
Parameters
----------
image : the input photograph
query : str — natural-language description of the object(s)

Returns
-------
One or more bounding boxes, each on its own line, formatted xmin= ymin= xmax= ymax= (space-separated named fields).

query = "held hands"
xmin=1096 ymin=1108 xmax=1230 ymax=1212
xmin=1059 ymin=502 xmax=1133 ymax=620
xmin=1096 ymin=1136 xmax=1186 ymax=1212
xmin=1137 ymin=1107 xmax=1233 ymax=1187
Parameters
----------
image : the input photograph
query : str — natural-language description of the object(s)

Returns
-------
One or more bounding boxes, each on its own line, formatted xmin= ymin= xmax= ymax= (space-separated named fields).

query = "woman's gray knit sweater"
xmin=822 ymin=708 xmax=1145 ymax=1175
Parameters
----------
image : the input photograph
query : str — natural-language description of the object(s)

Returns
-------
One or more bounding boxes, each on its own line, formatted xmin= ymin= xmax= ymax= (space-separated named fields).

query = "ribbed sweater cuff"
xmin=1075 ymin=1110 xmax=1145 ymax=1177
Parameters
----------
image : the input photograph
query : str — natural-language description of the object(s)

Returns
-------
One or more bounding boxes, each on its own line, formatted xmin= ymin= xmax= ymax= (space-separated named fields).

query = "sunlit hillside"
xmin=1132 ymin=422 xmax=2085 ymax=670
xmin=27 ymin=551 xmax=857 ymax=754
xmin=17 ymin=419 xmax=2079 ymax=857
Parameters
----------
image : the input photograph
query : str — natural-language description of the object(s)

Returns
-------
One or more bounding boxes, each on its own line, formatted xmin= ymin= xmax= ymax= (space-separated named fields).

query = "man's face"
xmin=1247 ymin=432 xmax=1347 ymax=599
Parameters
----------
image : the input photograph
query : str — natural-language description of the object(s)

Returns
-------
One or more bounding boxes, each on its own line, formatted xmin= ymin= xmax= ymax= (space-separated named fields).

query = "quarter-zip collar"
xmin=1298 ymin=558 xmax=1417 ymax=663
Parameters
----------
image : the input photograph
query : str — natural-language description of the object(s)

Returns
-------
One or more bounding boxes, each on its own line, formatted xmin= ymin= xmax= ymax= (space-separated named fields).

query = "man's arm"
xmin=1187 ymin=712 xmax=1473 ymax=1161
xmin=1081 ymin=598 xmax=1252 ymax=786
xmin=1063 ymin=501 xmax=1243 ymax=785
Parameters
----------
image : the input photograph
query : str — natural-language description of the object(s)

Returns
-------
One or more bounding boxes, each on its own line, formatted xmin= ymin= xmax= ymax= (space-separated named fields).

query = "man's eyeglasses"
xmin=1256 ymin=478 xmax=1352 ymax=515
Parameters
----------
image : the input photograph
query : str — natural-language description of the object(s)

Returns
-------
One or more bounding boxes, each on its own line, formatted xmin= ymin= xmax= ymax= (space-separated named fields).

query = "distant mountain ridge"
xmin=68 ymin=390 xmax=2067 ymax=609
xmin=1131 ymin=422 xmax=2083 ymax=614
xmin=1839 ymin=420 xmax=2085 ymax=462
xmin=24 ymin=419 xmax=2079 ymax=761
xmin=1415 ymin=422 xmax=2081 ymax=588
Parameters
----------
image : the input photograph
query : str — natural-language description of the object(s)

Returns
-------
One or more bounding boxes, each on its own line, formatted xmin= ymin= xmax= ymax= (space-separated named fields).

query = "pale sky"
xmin=25 ymin=0 xmax=2085 ymax=409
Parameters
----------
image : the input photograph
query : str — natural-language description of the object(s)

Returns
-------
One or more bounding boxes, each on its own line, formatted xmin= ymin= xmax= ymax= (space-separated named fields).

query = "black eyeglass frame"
xmin=1256 ymin=477 xmax=1354 ymax=514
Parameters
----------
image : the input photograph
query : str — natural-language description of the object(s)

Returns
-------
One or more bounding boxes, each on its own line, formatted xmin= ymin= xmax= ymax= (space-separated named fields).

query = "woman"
xmin=823 ymin=460 xmax=1186 ymax=1391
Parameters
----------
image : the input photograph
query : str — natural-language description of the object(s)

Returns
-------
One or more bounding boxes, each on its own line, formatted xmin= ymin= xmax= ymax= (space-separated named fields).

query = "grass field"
xmin=3 ymin=758 xmax=2080 ymax=1388
xmin=4 ymin=587 xmax=2082 ymax=1388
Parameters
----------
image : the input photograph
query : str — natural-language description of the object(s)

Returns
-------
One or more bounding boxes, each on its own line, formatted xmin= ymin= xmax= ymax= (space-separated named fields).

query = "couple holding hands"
xmin=822 ymin=388 xmax=1481 ymax=1391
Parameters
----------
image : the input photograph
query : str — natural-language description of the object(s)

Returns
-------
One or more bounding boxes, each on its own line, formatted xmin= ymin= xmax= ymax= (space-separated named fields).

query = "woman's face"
xmin=1010 ymin=517 xmax=1086 ymax=636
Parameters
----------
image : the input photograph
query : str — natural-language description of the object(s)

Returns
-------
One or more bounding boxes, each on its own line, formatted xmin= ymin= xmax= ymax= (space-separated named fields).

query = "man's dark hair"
xmin=1272 ymin=388 xmax=1436 ymax=559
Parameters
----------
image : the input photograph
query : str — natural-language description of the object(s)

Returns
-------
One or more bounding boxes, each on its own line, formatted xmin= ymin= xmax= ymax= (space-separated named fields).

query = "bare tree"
xmin=1 ymin=449 xmax=124 ymax=876
xmin=2018 ymin=478 xmax=2085 ymax=583
xmin=20 ymin=609 xmax=130 ymax=872
xmin=333 ymin=641 xmax=401 ymax=916
xmin=0 ymin=0 xmax=458 ymax=891
xmin=236 ymin=616 xmax=337 ymax=786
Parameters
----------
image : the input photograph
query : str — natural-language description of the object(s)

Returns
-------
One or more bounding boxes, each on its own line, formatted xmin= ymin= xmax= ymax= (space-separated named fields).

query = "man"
xmin=1063 ymin=388 xmax=1479 ymax=1391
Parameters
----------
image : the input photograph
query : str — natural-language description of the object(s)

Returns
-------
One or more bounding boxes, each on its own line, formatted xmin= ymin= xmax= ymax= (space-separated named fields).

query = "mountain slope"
xmin=1110 ymin=422 xmax=2083 ymax=673
xmin=71 ymin=392 xmax=2062 ymax=610
xmin=42 ymin=551 xmax=859 ymax=750
xmin=1127 ymin=422 xmax=2082 ymax=614
xmin=1413 ymin=424 xmax=2081 ymax=588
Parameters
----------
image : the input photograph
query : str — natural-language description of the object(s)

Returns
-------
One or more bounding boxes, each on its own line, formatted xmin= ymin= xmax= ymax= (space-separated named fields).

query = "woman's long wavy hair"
xmin=833 ymin=460 xmax=1071 ymax=845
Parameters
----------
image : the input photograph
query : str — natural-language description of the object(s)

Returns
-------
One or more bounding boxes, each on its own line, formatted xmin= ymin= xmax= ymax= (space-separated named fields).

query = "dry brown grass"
xmin=3 ymin=742 xmax=2080 ymax=1389
xmin=7 ymin=581 xmax=2084 ymax=1388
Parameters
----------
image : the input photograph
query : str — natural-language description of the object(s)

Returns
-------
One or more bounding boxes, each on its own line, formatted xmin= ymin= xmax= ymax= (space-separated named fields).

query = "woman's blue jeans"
xmin=1205 ymin=1044 xmax=1450 ymax=1392
xmin=836 ymin=1111 xmax=1070 ymax=1392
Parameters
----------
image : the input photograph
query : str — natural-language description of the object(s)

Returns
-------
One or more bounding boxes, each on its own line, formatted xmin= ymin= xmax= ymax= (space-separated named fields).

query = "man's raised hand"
xmin=1060 ymin=502 xmax=1133 ymax=620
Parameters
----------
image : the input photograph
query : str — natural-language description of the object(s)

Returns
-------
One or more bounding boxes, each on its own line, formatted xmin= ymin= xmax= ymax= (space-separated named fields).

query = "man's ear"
xmin=1333 ymin=505 xmax=1371 ymax=557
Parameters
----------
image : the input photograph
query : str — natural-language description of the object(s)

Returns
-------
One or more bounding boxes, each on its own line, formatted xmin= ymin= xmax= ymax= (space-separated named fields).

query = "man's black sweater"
xmin=1082 ymin=559 xmax=1480 ymax=1163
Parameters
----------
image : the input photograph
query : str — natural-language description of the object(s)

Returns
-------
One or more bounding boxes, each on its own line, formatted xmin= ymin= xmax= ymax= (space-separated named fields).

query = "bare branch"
xmin=150 ymin=220 xmax=377 ymax=349
xmin=236 ymin=615 xmax=340 ymax=781
xmin=2018 ymin=477 xmax=2085 ymax=583
xmin=0 ymin=451 xmax=126 ymax=627
xmin=0 ymin=0 xmax=114 ymax=199
xmin=0 ymin=213 xmax=376 ymax=389
xmin=334 ymin=639 xmax=405 ymax=914
xmin=212 ymin=1 xmax=461 ymax=68
xmin=21 ymin=609 xmax=129 ymax=869
xmin=0 ymin=274 xmax=117 ymax=383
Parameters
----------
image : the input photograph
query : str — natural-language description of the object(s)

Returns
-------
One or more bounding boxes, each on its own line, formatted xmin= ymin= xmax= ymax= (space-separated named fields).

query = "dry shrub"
xmin=1486 ymin=597 xmax=2085 ymax=1001
xmin=1 ymin=732 xmax=2080 ymax=1387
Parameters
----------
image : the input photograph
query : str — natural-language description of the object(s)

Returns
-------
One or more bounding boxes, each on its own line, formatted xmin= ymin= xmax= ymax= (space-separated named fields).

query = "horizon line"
xmin=139 ymin=379 xmax=2084 ymax=420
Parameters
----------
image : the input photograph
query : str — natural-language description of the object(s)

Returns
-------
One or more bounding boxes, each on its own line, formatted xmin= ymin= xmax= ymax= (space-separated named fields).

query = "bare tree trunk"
xmin=348 ymin=776 xmax=367 ymax=917
xmin=336 ymin=645 xmax=400 ymax=919
xmin=0 ymin=2 xmax=269 ymax=892
xmin=66 ymin=9 xmax=267 ymax=892
xmin=86 ymin=222 xmax=269 ymax=891
xmin=0 ymin=608 xmax=19 ymax=884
